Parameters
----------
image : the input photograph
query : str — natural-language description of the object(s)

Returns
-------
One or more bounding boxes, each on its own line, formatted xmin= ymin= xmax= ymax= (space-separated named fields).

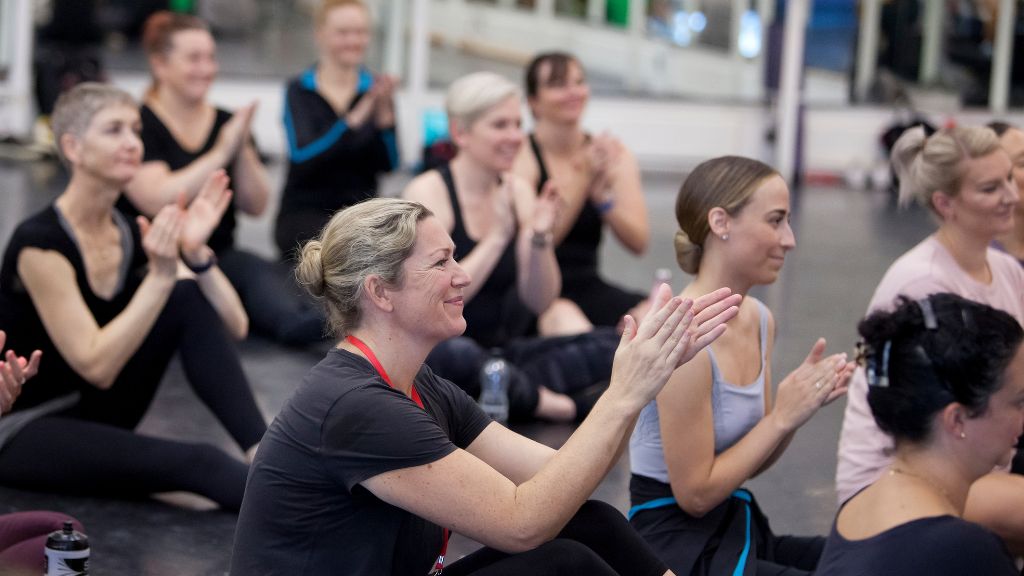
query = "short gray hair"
xmin=445 ymin=71 xmax=521 ymax=129
xmin=51 ymin=82 xmax=137 ymax=167
xmin=296 ymin=198 xmax=433 ymax=337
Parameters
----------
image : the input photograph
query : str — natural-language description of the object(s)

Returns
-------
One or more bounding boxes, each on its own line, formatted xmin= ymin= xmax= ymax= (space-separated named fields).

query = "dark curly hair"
xmin=859 ymin=293 xmax=1023 ymax=444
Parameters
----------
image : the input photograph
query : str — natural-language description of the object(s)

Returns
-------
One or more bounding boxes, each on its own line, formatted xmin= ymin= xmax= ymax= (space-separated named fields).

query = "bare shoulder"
xmin=18 ymin=247 xmax=74 ymax=282
xmin=662 ymin=346 xmax=714 ymax=402
xmin=512 ymin=144 xmax=539 ymax=184
xmin=402 ymin=171 xmax=453 ymax=229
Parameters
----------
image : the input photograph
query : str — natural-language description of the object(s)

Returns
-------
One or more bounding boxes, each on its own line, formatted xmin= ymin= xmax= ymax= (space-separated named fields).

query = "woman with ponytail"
xmin=817 ymin=294 xmax=1022 ymax=575
xmin=628 ymin=155 xmax=855 ymax=575
xmin=836 ymin=124 xmax=1024 ymax=552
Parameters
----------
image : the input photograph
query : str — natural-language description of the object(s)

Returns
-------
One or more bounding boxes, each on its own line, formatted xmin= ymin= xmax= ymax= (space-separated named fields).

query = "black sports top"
xmin=438 ymin=164 xmax=525 ymax=348
xmin=116 ymin=104 xmax=239 ymax=254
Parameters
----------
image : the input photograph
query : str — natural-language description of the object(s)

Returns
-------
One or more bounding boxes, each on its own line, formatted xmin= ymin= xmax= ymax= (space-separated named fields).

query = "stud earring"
xmin=960 ymin=432 xmax=966 ymax=439
xmin=721 ymin=234 xmax=729 ymax=241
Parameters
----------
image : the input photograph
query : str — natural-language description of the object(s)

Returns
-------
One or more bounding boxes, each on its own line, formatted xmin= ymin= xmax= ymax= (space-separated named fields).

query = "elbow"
xmin=501 ymin=522 xmax=558 ymax=554
xmin=630 ymin=236 xmax=649 ymax=256
xmin=673 ymin=486 xmax=715 ymax=519
xmin=229 ymin=314 xmax=249 ymax=341
xmin=79 ymin=360 xmax=116 ymax=390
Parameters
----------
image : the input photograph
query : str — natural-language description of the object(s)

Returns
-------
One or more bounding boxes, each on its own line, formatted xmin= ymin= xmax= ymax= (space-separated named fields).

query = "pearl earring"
xmin=960 ymin=432 xmax=966 ymax=439
xmin=721 ymin=234 xmax=729 ymax=241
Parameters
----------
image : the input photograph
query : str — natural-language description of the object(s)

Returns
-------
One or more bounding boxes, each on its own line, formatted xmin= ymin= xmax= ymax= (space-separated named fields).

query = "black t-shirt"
xmin=815 ymin=514 xmax=1018 ymax=575
xmin=116 ymin=104 xmax=239 ymax=254
xmin=230 ymin=349 xmax=491 ymax=576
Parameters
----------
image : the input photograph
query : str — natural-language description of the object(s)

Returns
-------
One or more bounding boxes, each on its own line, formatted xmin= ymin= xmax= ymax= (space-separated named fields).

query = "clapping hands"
xmin=0 ymin=330 xmax=41 ymax=415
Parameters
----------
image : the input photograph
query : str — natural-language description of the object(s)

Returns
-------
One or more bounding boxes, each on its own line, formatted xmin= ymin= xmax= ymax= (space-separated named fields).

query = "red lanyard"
xmin=345 ymin=335 xmax=449 ymax=574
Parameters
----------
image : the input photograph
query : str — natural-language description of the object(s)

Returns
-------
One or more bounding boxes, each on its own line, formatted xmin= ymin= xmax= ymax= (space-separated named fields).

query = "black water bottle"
xmin=45 ymin=521 xmax=89 ymax=575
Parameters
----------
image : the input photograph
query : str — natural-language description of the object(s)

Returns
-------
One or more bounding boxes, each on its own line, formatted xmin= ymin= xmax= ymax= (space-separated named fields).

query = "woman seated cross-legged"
xmin=815 ymin=294 xmax=1022 ymax=575
xmin=0 ymin=83 xmax=266 ymax=511
xmin=230 ymin=197 xmax=742 ymax=575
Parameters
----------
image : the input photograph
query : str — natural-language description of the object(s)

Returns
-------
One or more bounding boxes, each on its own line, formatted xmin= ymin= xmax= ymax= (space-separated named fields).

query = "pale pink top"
xmin=835 ymin=235 xmax=1024 ymax=504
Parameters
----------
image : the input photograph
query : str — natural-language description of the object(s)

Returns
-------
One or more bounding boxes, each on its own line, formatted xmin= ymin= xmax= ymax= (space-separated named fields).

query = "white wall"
xmin=109 ymin=73 xmax=1024 ymax=179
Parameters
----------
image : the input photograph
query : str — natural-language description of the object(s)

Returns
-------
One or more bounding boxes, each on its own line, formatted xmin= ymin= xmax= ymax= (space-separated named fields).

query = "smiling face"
xmin=63 ymin=104 xmax=143 ymax=186
xmin=964 ymin=344 xmax=1024 ymax=471
xmin=452 ymin=95 xmax=524 ymax=172
xmin=316 ymin=4 xmax=370 ymax=68
xmin=939 ymin=150 xmax=1019 ymax=240
xmin=151 ymin=28 xmax=218 ymax=103
xmin=999 ymin=128 xmax=1024 ymax=218
xmin=529 ymin=58 xmax=589 ymax=124
xmin=387 ymin=216 xmax=471 ymax=345
xmin=718 ymin=175 xmax=795 ymax=286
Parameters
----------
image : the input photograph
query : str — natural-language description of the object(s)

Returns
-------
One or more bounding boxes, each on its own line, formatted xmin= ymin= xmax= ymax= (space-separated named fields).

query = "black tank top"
xmin=117 ymin=105 xmax=239 ymax=254
xmin=438 ymin=164 xmax=526 ymax=348
xmin=528 ymin=133 xmax=602 ymax=271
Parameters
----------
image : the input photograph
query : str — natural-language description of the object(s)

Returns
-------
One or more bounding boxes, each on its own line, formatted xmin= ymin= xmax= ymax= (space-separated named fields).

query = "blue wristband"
xmin=595 ymin=199 xmax=615 ymax=215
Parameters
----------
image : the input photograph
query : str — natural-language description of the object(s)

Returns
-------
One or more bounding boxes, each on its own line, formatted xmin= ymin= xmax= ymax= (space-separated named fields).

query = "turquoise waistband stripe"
xmin=627 ymin=497 xmax=677 ymax=520
xmin=627 ymin=488 xmax=752 ymax=520
xmin=732 ymin=498 xmax=753 ymax=576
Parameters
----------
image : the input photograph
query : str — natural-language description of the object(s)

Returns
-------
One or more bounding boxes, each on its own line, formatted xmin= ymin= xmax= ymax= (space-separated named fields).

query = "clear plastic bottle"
xmin=45 ymin=521 xmax=89 ymax=576
xmin=478 ymin=357 xmax=510 ymax=425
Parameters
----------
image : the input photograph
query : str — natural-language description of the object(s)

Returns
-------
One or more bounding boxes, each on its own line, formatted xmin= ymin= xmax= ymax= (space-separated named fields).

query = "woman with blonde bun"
xmin=231 ymin=197 xmax=743 ymax=575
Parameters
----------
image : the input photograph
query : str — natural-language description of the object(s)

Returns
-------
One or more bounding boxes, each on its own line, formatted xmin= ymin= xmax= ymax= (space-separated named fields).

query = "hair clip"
xmin=917 ymin=297 xmax=938 ymax=330
xmin=866 ymin=340 xmax=892 ymax=388
xmin=961 ymin=308 xmax=974 ymax=332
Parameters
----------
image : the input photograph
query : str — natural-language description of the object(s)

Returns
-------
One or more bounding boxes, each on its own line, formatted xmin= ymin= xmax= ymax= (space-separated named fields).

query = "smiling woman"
xmin=402 ymin=72 xmax=600 ymax=423
xmin=628 ymin=155 xmax=855 ymax=576
xmin=989 ymin=122 xmax=1024 ymax=265
xmin=835 ymin=124 xmax=1024 ymax=556
xmin=0 ymin=83 xmax=265 ymax=511
xmin=230 ymin=196 xmax=743 ymax=575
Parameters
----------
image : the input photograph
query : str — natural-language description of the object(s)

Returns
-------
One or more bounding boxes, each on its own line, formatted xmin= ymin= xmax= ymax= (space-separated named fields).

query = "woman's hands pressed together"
xmin=609 ymin=284 xmax=741 ymax=411
xmin=770 ymin=338 xmax=856 ymax=432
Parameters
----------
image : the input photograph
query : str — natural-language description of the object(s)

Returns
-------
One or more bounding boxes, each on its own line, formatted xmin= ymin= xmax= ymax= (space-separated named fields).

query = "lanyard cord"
xmin=345 ymin=335 xmax=449 ymax=574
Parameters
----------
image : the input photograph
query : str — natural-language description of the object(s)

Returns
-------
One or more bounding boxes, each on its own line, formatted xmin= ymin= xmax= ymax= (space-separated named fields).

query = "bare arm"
xmin=123 ymin=104 xmax=256 ymax=216
xmin=513 ymin=177 xmax=561 ymax=314
xmin=403 ymin=174 xmax=516 ymax=303
xmin=229 ymin=140 xmax=271 ymax=217
xmin=177 ymin=171 xmax=249 ymax=339
xmin=589 ymin=139 xmax=648 ymax=255
xmin=362 ymin=287 xmax=740 ymax=552
xmin=466 ymin=422 xmax=556 ymax=485
xmin=17 ymin=208 xmax=183 ymax=389
xmin=661 ymin=335 xmax=851 ymax=517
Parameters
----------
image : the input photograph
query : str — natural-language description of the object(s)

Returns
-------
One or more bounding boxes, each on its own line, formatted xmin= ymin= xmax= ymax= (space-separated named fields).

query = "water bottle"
xmin=479 ymin=357 xmax=510 ymax=425
xmin=45 ymin=521 xmax=89 ymax=576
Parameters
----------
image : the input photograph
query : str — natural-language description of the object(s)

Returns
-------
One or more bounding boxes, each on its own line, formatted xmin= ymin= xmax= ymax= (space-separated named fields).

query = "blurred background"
xmin=3 ymin=0 xmax=1024 ymax=184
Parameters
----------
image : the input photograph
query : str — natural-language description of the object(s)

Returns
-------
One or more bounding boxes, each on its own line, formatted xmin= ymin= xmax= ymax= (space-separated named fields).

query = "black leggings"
xmin=0 ymin=281 xmax=265 ymax=510
xmin=445 ymin=501 xmax=667 ymax=576
xmin=218 ymin=248 xmax=326 ymax=346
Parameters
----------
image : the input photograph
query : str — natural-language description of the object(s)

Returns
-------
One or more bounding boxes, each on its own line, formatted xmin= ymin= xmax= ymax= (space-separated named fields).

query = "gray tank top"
xmin=630 ymin=300 xmax=769 ymax=484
